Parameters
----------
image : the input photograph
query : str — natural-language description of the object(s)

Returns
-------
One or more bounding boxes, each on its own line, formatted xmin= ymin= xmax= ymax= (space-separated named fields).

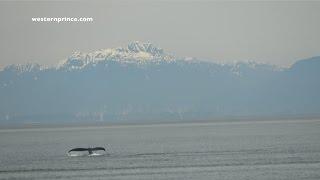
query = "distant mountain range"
xmin=1 ymin=41 xmax=319 ymax=123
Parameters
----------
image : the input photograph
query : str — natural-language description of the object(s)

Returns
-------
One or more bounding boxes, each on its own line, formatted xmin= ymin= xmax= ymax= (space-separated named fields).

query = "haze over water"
xmin=0 ymin=119 xmax=319 ymax=180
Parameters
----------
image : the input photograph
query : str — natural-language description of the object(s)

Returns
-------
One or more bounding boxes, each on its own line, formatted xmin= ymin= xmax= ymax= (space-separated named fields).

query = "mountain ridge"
xmin=0 ymin=42 xmax=319 ymax=123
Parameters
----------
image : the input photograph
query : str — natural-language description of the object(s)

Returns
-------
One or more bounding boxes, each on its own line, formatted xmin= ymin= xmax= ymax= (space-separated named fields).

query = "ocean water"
xmin=0 ymin=120 xmax=320 ymax=180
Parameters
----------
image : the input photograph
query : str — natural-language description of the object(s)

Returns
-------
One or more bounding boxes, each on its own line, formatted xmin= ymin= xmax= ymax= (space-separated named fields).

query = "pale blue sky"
xmin=0 ymin=1 xmax=320 ymax=68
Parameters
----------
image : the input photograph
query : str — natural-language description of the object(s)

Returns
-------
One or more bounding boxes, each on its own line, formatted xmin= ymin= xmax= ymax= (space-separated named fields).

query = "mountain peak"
xmin=127 ymin=41 xmax=164 ymax=56
xmin=60 ymin=41 xmax=174 ymax=70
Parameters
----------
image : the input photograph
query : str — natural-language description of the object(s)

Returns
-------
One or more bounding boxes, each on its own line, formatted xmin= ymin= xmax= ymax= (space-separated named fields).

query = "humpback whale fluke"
xmin=68 ymin=147 xmax=106 ymax=155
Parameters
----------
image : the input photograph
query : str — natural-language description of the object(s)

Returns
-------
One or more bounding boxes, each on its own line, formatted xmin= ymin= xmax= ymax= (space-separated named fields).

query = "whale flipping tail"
xmin=68 ymin=147 xmax=106 ymax=155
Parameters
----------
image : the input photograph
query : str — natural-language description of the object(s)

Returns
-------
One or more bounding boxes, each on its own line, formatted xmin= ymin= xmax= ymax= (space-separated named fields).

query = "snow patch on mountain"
xmin=4 ymin=63 xmax=45 ymax=74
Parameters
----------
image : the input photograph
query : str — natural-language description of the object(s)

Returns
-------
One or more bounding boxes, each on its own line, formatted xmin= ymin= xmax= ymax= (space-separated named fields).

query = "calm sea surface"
xmin=0 ymin=119 xmax=320 ymax=180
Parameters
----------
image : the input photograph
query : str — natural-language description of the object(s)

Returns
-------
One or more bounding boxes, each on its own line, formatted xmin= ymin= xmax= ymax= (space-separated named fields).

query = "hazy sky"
xmin=0 ymin=1 xmax=319 ymax=68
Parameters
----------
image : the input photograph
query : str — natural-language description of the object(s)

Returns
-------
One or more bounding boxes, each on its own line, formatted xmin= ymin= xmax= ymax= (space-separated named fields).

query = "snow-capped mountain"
xmin=0 ymin=42 xmax=319 ymax=123
xmin=59 ymin=41 xmax=175 ymax=70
